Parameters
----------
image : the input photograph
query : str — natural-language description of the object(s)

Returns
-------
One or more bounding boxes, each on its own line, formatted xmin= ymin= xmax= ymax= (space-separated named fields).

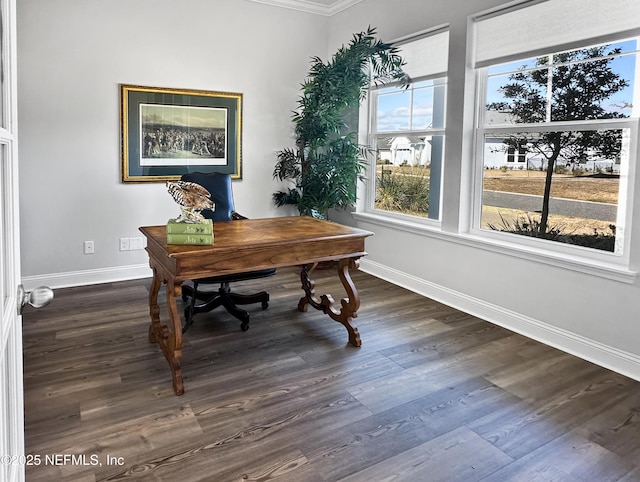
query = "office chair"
xmin=179 ymin=172 xmax=276 ymax=333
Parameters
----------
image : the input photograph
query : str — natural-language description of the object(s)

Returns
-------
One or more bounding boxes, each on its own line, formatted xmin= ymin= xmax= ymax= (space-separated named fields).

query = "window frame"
xmin=359 ymin=27 xmax=450 ymax=226
xmin=365 ymin=74 xmax=448 ymax=225
xmin=470 ymin=42 xmax=639 ymax=267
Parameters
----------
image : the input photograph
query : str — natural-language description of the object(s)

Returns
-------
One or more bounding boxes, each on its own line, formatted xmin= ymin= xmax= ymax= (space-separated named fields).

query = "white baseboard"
xmin=359 ymin=258 xmax=640 ymax=383
xmin=21 ymin=264 xmax=152 ymax=290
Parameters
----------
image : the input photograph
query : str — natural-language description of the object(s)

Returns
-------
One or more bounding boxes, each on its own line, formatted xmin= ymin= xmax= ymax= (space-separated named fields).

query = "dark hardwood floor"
xmin=22 ymin=266 xmax=640 ymax=481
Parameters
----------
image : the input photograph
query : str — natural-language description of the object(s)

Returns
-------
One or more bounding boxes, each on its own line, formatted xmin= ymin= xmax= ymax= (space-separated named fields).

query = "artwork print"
xmin=140 ymin=104 xmax=228 ymax=166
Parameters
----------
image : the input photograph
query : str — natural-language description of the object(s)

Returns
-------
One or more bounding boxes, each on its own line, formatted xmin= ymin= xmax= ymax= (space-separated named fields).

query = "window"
xmin=473 ymin=0 xmax=640 ymax=258
xmin=506 ymin=146 xmax=526 ymax=164
xmin=477 ymin=40 xmax=637 ymax=255
xmin=367 ymin=29 xmax=449 ymax=221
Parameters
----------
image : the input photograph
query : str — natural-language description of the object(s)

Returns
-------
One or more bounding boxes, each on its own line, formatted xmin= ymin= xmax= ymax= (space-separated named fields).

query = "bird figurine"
xmin=166 ymin=180 xmax=214 ymax=223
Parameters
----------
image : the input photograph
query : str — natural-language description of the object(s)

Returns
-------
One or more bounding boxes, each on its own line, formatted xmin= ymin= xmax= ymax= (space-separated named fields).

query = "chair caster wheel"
xmin=240 ymin=322 xmax=249 ymax=331
xmin=262 ymin=301 xmax=269 ymax=310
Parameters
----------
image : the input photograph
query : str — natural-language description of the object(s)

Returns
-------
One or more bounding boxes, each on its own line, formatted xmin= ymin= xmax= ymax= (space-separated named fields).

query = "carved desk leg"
xmin=298 ymin=258 xmax=362 ymax=347
xmin=148 ymin=266 xmax=162 ymax=345
xmin=147 ymin=262 xmax=185 ymax=396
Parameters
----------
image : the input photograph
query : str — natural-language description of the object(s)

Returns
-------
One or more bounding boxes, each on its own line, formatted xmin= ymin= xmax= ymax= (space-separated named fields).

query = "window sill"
xmin=352 ymin=211 xmax=637 ymax=284
xmin=353 ymin=211 xmax=443 ymax=236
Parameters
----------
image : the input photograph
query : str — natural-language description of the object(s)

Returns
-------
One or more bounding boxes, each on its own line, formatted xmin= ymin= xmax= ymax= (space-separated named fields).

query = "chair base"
xmin=181 ymin=281 xmax=269 ymax=333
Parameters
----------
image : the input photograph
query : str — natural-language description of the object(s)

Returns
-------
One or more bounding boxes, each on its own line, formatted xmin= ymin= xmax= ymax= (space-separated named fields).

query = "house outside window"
xmin=473 ymin=0 xmax=639 ymax=260
xmin=366 ymin=29 xmax=449 ymax=221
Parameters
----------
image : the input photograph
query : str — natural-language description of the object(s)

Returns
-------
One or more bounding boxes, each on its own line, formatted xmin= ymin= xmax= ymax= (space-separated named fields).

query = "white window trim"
xmin=352 ymin=210 xmax=638 ymax=284
xmin=455 ymin=229 xmax=637 ymax=284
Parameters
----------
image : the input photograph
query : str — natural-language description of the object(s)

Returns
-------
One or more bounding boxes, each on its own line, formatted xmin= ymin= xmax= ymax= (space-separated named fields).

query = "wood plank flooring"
xmin=22 ymin=266 xmax=640 ymax=481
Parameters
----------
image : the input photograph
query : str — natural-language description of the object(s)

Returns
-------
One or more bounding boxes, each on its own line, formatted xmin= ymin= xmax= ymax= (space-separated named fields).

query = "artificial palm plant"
xmin=273 ymin=27 xmax=407 ymax=219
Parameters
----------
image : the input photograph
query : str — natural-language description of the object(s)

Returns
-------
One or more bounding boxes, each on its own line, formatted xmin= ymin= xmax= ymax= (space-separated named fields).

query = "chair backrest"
xmin=180 ymin=172 xmax=234 ymax=222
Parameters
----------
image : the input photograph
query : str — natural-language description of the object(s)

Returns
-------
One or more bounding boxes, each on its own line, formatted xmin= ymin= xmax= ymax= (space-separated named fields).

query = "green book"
xmin=166 ymin=233 xmax=214 ymax=245
xmin=166 ymin=218 xmax=213 ymax=235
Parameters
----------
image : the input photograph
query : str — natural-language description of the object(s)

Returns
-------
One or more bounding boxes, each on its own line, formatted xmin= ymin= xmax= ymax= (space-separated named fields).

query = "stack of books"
xmin=166 ymin=218 xmax=214 ymax=245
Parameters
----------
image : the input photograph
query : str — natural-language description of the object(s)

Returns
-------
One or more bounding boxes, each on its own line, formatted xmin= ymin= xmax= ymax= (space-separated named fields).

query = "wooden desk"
xmin=140 ymin=216 xmax=373 ymax=395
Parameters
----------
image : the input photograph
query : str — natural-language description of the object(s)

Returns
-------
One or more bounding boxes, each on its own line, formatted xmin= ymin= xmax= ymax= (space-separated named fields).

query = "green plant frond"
xmin=274 ymin=26 xmax=406 ymax=216
xmin=273 ymin=148 xmax=301 ymax=181
xmin=273 ymin=188 xmax=301 ymax=207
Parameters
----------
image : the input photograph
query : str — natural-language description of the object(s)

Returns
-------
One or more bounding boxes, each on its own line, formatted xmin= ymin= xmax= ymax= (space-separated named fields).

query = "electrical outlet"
xmin=130 ymin=237 xmax=145 ymax=250
xmin=84 ymin=240 xmax=95 ymax=254
xmin=120 ymin=237 xmax=146 ymax=251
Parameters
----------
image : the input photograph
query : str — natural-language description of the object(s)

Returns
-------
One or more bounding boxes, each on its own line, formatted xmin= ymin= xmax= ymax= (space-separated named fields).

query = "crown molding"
xmin=246 ymin=0 xmax=363 ymax=16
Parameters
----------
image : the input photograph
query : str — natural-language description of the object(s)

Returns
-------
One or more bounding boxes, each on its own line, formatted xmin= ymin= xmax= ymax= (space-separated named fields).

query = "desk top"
xmin=140 ymin=216 xmax=373 ymax=280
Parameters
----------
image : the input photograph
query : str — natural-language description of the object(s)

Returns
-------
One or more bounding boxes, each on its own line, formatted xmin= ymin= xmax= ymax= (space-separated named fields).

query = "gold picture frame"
xmin=120 ymin=84 xmax=242 ymax=182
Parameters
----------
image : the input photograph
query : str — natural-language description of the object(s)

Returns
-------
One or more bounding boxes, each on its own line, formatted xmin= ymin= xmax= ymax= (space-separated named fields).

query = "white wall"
xmin=330 ymin=0 xmax=640 ymax=381
xmin=17 ymin=0 xmax=324 ymax=285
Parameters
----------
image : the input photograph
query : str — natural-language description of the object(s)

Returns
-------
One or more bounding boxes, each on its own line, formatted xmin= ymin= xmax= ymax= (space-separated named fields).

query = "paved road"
xmin=483 ymin=191 xmax=617 ymax=222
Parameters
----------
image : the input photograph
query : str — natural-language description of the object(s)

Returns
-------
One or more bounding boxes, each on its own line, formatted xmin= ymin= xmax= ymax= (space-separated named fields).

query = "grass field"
xmin=483 ymin=169 xmax=619 ymax=204
xmin=378 ymin=166 xmax=619 ymax=203
xmin=376 ymin=166 xmax=619 ymax=236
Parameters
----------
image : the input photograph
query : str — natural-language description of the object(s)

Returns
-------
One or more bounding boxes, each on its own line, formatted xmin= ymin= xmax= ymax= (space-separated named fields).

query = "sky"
xmin=376 ymin=38 xmax=638 ymax=132
xmin=140 ymin=104 xmax=227 ymax=130
xmin=485 ymin=38 xmax=638 ymax=119
xmin=376 ymin=79 xmax=444 ymax=132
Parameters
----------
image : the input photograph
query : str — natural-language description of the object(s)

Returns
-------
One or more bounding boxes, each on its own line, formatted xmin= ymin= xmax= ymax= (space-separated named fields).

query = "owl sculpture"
xmin=166 ymin=180 xmax=214 ymax=223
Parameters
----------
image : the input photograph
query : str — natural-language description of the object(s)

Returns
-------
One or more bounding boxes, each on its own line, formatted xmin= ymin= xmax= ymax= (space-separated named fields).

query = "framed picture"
xmin=120 ymin=84 xmax=242 ymax=182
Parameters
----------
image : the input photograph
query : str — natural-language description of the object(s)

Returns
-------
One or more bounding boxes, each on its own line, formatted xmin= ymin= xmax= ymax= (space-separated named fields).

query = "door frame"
xmin=0 ymin=0 xmax=26 ymax=480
